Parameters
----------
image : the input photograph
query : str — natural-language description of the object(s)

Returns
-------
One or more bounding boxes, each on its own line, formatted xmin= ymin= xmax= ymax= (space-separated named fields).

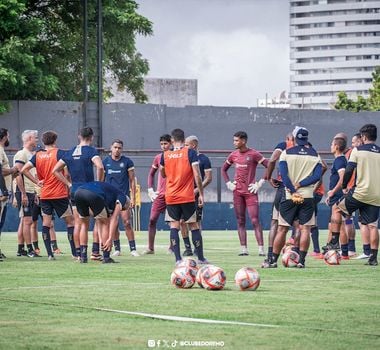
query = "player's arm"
xmin=222 ymin=159 xmax=236 ymax=191
xmin=342 ymin=161 xmax=357 ymax=190
xmin=264 ymin=149 xmax=282 ymax=180
xmin=296 ymin=163 xmax=323 ymax=189
xmin=128 ymin=168 xmax=136 ymax=208
xmin=278 ymin=160 xmax=296 ymax=194
xmin=92 ymin=155 xmax=105 ymax=182
xmin=21 ymin=161 xmax=41 ymax=187
xmin=328 ymin=168 xmax=345 ymax=200
xmin=53 ymin=159 xmax=72 ymax=188
xmin=147 ymin=162 xmax=159 ymax=201
xmin=202 ymin=169 xmax=212 ymax=189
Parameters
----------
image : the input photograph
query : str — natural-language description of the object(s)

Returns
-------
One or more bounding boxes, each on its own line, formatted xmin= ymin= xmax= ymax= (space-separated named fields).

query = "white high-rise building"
xmin=290 ymin=0 xmax=380 ymax=109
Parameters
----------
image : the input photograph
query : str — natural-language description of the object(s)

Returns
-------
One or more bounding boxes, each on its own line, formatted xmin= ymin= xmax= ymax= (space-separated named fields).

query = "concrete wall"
xmin=0 ymin=101 xmax=378 ymax=231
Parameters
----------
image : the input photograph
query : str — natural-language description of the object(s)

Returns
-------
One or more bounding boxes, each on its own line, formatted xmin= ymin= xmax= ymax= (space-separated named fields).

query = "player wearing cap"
xmin=262 ymin=126 xmax=323 ymax=268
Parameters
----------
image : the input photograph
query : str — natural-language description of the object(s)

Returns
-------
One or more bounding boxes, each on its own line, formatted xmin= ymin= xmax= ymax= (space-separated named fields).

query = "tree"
xmin=0 ymin=0 xmax=152 ymax=113
xmin=334 ymin=66 xmax=380 ymax=112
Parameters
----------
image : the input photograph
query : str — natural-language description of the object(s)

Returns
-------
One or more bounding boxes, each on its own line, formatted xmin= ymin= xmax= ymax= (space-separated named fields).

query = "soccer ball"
xmin=170 ymin=266 xmax=195 ymax=289
xmin=196 ymin=265 xmax=209 ymax=288
xmin=324 ymin=250 xmax=341 ymax=265
xmin=201 ymin=265 xmax=226 ymax=290
xmin=177 ymin=258 xmax=198 ymax=278
xmin=282 ymin=250 xmax=300 ymax=267
xmin=234 ymin=267 xmax=260 ymax=291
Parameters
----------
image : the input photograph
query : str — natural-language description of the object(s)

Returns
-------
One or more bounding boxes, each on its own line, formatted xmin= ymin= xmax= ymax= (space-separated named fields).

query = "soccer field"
xmin=0 ymin=230 xmax=379 ymax=350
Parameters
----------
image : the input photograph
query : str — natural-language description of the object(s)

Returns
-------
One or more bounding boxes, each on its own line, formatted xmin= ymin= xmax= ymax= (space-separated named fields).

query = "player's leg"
xmin=233 ymin=193 xmax=248 ymax=255
xmin=345 ymin=217 xmax=356 ymax=257
xmin=23 ymin=193 xmax=37 ymax=257
xmin=165 ymin=204 xmax=182 ymax=263
xmin=246 ymin=193 xmax=265 ymax=256
xmin=355 ymin=222 xmax=371 ymax=259
xmin=40 ymin=200 xmax=55 ymax=259
xmin=145 ymin=194 xmax=166 ymax=254
xmin=310 ymin=193 xmax=322 ymax=257
xmin=298 ymin=225 xmax=311 ymax=268
xmin=91 ymin=221 xmax=102 ymax=260
xmin=359 ymin=205 xmax=379 ymax=266
xmin=268 ymin=186 xmax=283 ymax=260
xmin=30 ymin=199 xmax=41 ymax=254
xmin=121 ymin=209 xmax=139 ymax=256
xmin=180 ymin=219 xmax=193 ymax=256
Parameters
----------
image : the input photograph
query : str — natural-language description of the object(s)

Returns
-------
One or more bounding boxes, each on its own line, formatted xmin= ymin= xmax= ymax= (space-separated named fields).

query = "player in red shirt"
xmin=159 ymin=129 xmax=206 ymax=264
xmin=143 ymin=134 xmax=172 ymax=254
xmin=222 ymin=131 xmax=268 ymax=256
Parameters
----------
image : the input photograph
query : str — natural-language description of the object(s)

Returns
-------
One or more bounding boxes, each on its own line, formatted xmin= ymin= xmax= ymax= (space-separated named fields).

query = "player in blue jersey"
xmin=180 ymin=135 xmax=212 ymax=256
xmin=74 ymin=181 xmax=128 ymax=263
xmin=53 ymin=127 xmax=104 ymax=259
xmin=103 ymin=139 xmax=139 ymax=257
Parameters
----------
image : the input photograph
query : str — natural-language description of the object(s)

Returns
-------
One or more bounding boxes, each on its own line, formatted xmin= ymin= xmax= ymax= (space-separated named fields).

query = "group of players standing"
xmin=0 ymin=123 xmax=378 ymax=268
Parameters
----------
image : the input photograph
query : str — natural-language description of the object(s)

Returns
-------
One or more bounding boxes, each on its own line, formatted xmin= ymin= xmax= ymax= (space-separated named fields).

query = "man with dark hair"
xmin=330 ymin=124 xmax=380 ymax=266
xmin=74 ymin=181 xmax=128 ymax=263
xmin=222 ymin=131 xmax=268 ymax=256
xmin=263 ymin=126 xmax=323 ymax=268
xmin=53 ymin=127 xmax=104 ymax=262
xmin=21 ymin=131 xmax=75 ymax=260
xmin=144 ymin=134 xmax=172 ymax=254
xmin=159 ymin=128 xmax=207 ymax=264
xmin=102 ymin=139 xmax=139 ymax=257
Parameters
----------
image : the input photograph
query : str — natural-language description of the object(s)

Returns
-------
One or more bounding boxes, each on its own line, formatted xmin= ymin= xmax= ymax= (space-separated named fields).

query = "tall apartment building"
xmin=290 ymin=0 xmax=380 ymax=109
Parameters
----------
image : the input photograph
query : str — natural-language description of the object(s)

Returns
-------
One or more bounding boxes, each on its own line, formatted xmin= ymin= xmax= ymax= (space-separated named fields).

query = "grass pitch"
xmin=0 ymin=230 xmax=379 ymax=350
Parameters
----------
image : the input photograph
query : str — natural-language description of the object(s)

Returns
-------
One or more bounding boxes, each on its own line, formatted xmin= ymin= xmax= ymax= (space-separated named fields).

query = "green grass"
xmin=0 ymin=230 xmax=379 ymax=350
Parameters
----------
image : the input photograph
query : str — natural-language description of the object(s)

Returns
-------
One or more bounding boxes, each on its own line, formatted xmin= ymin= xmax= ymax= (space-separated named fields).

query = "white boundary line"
xmin=1 ymin=297 xmax=380 ymax=337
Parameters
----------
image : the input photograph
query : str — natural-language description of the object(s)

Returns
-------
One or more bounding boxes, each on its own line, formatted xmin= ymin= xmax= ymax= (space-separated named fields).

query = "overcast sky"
xmin=136 ymin=0 xmax=290 ymax=107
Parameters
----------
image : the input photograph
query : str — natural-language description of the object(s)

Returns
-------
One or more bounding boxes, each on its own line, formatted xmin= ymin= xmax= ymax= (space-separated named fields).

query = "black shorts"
xmin=41 ymin=198 xmax=73 ymax=218
xmin=15 ymin=192 xmax=35 ymax=218
xmin=337 ymin=192 xmax=379 ymax=226
xmin=32 ymin=199 xmax=42 ymax=221
xmin=279 ymin=198 xmax=315 ymax=227
xmin=271 ymin=185 xmax=285 ymax=220
xmin=165 ymin=202 xmax=197 ymax=223
xmin=74 ymin=189 xmax=108 ymax=219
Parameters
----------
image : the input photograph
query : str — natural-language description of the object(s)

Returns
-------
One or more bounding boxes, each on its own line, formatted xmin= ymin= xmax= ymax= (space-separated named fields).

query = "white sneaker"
xmin=238 ymin=247 xmax=249 ymax=256
xmin=353 ymin=253 xmax=370 ymax=260
xmin=130 ymin=250 xmax=140 ymax=257
xmin=258 ymin=246 xmax=265 ymax=256
xmin=348 ymin=251 xmax=357 ymax=257
xmin=112 ymin=250 xmax=121 ymax=257
xmin=142 ymin=249 xmax=155 ymax=255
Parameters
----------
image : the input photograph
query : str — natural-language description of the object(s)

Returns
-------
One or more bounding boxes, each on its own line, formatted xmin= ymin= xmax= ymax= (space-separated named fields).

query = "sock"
xmin=299 ymin=250 xmax=307 ymax=265
xmin=310 ymin=226 xmax=320 ymax=253
xmin=267 ymin=246 xmax=273 ymax=260
xmin=76 ymin=247 xmax=81 ymax=258
xmin=341 ymin=243 xmax=348 ymax=257
xmin=272 ymin=253 xmax=279 ymax=263
xmin=27 ymin=244 xmax=34 ymax=253
xmin=331 ymin=232 xmax=340 ymax=245
xmin=113 ymin=239 xmax=121 ymax=251
xmin=191 ymin=229 xmax=204 ymax=260
xmin=42 ymin=226 xmax=54 ymax=257
xmin=363 ymin=244 xmax=371 ymax=256
xmin=33 ymin=241 xmax=39 ymax=250
xmin=92 ymin=242 xmax=100 ymax=254
xmin=292 ymin=246 xmax=300 ymax=254
xmin=370 ymin=249 xmax=378 ymax=260
xmin=348 ymin=239 xmax=356 ymax=252
xmin=170 ymin=228 xmax=181 ymax=262
xmin=103 ymin=250 xmax=110 ymax=260
xmin=51 ymin=240 xmax=58 ymax=250
xmin=80 ymin=245 xmax=88 ymax=261
xmin=129 ymin=240 xmax=136 ymax=252
xmin=18 ymin=244 xmax=24 ymax=253
xmin=67 ymin=226 xmax=76 ymax=256
xmin=183 ymin=236 xmax=192 ymax=250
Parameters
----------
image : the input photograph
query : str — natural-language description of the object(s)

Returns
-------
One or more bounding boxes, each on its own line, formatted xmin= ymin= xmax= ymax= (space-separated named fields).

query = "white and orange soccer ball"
xmin=201 ymin=265 xmax=226 ymax=290
xmin=324 ymin=250 xmax=341 ymax=265
xmin=196 ymin=265 xmax=209 ymax=288
xmin=177 ymin=258 xmax=198 ymax=278
xmin=282 ymin=250 xmax=300 ymax=267
xmin=170 ymin=266 xmax=196 ymax=289
xmin=234 ymin=267 xmax=260 ymax=291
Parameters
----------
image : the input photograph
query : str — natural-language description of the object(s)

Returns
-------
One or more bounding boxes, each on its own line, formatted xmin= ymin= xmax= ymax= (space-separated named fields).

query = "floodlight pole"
xmin=83 ymin=0 xmax=88 ymax=127
xmin=97 ymin=0 xmax=103 ymax=147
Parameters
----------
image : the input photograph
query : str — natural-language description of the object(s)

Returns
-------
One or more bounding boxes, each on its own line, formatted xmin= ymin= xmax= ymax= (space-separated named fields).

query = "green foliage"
xmin=0 ymin=0 xmax=152 ymax=113
xmin=335 ymin=66 xmax=380 ymax=112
